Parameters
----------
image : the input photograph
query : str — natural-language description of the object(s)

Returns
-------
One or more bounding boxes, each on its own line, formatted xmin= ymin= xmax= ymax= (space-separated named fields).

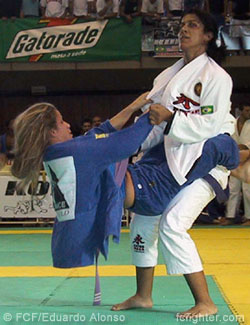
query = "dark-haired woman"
xmin=112 ymin=10 xmax=236 ymax=318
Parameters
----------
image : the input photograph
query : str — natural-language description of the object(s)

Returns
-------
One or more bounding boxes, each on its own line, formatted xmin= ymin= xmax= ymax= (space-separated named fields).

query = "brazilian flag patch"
xmin=201 ymin=106 xmax=214 ymax=115
xmin=95 ymin=133 xmax=109 ymax=139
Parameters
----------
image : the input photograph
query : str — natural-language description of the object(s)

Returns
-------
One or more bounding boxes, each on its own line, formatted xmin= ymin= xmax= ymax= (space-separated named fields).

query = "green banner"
xmin=0 ymin=17 xmax=141 ymax=62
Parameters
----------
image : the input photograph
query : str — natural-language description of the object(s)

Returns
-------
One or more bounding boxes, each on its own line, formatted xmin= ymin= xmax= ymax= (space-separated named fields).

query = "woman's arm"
xmin=81 ymin=113 xmax=153 ymax=167
xmin=109 ymin=92 xmax=151 ymax=130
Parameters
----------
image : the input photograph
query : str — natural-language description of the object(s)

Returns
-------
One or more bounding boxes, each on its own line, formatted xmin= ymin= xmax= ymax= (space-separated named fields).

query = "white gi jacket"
xmin=145 ymin=53 xmax=236 ymax=185
xmin=232 ymin=118 xmax=250 ymax=148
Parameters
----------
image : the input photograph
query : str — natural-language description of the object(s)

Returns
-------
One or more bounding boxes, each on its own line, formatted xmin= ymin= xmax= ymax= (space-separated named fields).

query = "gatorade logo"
xmin=6 ymin=20 xmax=108 ymax=59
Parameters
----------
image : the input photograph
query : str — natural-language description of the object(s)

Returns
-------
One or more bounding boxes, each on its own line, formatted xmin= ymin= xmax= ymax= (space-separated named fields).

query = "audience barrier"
xmin=0 ymin=165 xmax=131 ymax=226
xmin=0 ymin=164 xmax=55 ymax=223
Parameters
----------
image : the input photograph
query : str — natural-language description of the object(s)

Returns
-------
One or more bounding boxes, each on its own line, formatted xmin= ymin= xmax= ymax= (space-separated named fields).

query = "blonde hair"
xmin=11 ymin=103 xmax=57 ymax=189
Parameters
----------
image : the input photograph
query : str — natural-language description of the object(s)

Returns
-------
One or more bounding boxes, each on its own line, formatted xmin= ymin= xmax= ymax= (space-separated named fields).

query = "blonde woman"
xmin=11 ymin=97 xmax=153 ymax=267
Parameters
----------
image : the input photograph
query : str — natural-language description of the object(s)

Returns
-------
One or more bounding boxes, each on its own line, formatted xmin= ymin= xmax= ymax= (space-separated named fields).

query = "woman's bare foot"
xmin=176 ymin=302 xmax=218 ymax=319
xmin=111 ymin=295 xmax=153 ymax=311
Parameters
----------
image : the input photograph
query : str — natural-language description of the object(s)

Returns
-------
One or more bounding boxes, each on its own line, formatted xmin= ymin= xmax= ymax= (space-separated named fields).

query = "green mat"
xmin=0 ymin=230 xmax=239 ymax=324
xmin=0 ymin=232 xmax=166 ymax=266
xmin=0 ymin=276 xmax=238 ymax=325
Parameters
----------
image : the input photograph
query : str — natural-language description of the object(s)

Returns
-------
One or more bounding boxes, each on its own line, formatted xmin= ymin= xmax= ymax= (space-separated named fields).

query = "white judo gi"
xmin=226 ymin=118 xmax=250 ymax=221
xmin=131 ymin=53 xmax=236 ymax=274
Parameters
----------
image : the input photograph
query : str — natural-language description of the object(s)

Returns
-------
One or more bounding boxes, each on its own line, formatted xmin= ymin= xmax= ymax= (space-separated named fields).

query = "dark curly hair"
xmin=183 ymin=9 xmax=226 ymax=64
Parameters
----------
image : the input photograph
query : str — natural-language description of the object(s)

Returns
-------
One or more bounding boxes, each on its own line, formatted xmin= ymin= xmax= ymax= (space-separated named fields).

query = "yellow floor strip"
xmin=0 ymin=227 xmax=249 ymax=236
xmin=0 ymin=263 xmax=248 ymax=278
xmin=0 ymin=230 xmax=52 ymax=235
xmin=0 ymin=229 xmax=130 ymax=235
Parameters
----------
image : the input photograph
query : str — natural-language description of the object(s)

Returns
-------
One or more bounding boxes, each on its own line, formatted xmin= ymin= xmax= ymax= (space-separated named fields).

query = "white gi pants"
xmin=226 ymin=176 xmax=250 ymax=220
xmin=130 ymin=178 xmax=216 ymax=275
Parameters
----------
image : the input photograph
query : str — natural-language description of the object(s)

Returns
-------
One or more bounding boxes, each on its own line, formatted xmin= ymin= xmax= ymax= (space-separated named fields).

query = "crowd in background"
xmin=0 ymin=0 xmax=249 ymax=27
xmin=81 ymin=115 xmax=102 ymax=135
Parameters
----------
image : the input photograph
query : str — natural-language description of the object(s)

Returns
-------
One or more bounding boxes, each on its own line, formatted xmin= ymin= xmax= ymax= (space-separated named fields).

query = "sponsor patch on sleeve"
xmin=95 ymin=133 xmax=109 ymax=139
xmin=201 ymin=106 xmax=214 ymax=115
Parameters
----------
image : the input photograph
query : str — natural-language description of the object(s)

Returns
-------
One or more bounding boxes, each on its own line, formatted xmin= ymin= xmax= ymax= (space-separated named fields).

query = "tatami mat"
xmin=0 ymin=227 xmax=249 ymax=324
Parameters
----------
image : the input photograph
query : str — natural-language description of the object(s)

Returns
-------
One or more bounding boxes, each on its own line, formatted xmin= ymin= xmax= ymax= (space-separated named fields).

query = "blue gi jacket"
xmin=43 ymin=114 xmax=153 ymax=268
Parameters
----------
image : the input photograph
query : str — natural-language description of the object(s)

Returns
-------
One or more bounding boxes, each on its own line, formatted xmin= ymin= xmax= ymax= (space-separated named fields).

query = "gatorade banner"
xmin=0 ymin=17 xmax=141 ymax=62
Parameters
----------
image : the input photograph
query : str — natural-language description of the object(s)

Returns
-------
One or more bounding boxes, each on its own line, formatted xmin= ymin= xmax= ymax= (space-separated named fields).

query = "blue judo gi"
xmin=128 ymin=133 xmax=239 ymax=215
xmin=43 ymin=114 xmax=153 ymax=268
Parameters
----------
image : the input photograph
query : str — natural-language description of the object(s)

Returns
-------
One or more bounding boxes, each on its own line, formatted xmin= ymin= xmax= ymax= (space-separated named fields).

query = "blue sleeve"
xmin=78 ymin=113 xmax=153 ymax=167
xmin=86 ymin=120 xmax=117 ymax=136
